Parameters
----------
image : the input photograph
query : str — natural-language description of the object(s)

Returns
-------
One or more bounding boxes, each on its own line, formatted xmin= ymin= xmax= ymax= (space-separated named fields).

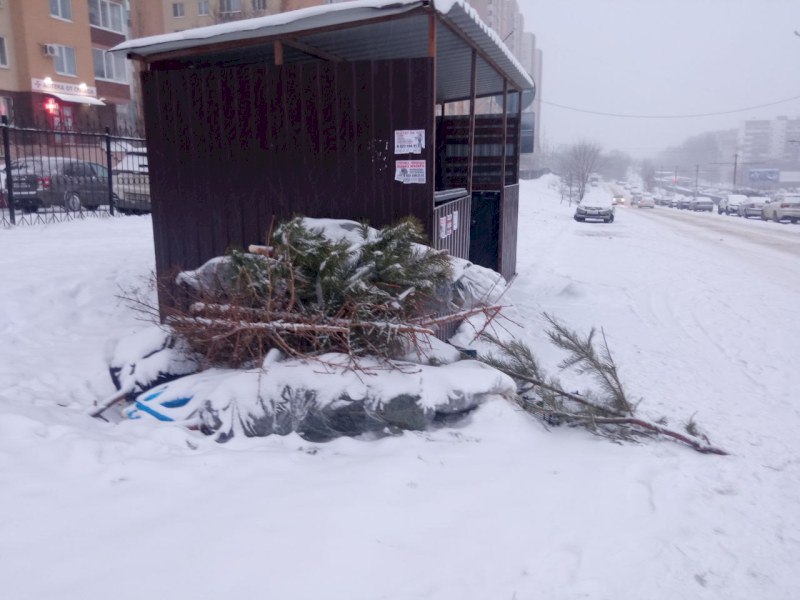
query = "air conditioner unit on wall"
xmin=42 ymin=44 xmax=58 ymax=57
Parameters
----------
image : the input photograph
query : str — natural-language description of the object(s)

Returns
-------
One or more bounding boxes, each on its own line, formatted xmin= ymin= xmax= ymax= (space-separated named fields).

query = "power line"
xmin=540 ymin=94 xmax=800 ymax=119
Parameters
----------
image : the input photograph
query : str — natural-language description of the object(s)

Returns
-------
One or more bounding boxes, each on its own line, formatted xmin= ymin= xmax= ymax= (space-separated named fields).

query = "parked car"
xmin=677 ymin=195 xmax=693 ymax=210
xmin=2 ymin=156 xmax=55 ymax=191
xmin=112 ymin=149 xmax=150 ymax=214
xmin=718 ymin=194 xmax=747 ymax=215
xmin=760 ymin=195 xmax=800 ymax=223
xmin=690 ymin=196 xmax=714 ymax=212
xmin=738 ymin=196 xmax=770 ymax=218
xmin=574 ymin=196 xmax=615 ymax=223
xmin=638 ymin=193 xmax=655 ymax=208
xmin=9 ymin=157 xmax=111 ymax=212
xmin=612 ymin=194 xmax=625 ymax=205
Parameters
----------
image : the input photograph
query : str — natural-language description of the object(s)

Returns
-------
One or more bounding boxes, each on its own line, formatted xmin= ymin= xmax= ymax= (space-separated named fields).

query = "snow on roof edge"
xmin=434 ymin=0 xmax=534 ymax=89
xmin=113 ymin=0 xmax=533 ymax=91
xmin=112 ymin=0 xmax=425 ymax=55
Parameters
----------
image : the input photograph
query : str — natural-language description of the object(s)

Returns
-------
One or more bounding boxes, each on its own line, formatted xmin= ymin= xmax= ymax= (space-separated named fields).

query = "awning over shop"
xmin=46 ymin=92 xmax=106 ymax=106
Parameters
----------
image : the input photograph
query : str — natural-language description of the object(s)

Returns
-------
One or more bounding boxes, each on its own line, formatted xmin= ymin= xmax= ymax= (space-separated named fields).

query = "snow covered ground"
xmin=1 ymin=177 xmax=799 ymax=599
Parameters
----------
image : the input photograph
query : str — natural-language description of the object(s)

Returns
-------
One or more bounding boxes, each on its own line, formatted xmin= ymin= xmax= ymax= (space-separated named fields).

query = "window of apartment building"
xmin=89 ymin=0 xmax=125 ymax=33
xmin=54 ymin=45 xmax=77 ymax=76
xmin=49 ymin=0 xmax=72 ymax=20
xmin=197 ymin=0 xmax=209 ymax=16
xmin=92 ymin=48 xmax=127 ymax=83
xmin=173 ymin=2 xmax=185 ymax=17
xmin=252 ymin=0 xmax=267 ymax=10
xmin=0 ymin=36 xmax=7 ymax=68
xmin=0 ymin=96 xmax=11 ymax=120
xmin=220 ymin=0 xmax=242 ymax=13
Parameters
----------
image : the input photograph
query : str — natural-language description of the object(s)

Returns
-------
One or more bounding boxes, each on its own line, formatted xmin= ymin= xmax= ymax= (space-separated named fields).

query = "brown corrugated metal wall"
xmin=142 ymin=58 xmax=435 ymax=279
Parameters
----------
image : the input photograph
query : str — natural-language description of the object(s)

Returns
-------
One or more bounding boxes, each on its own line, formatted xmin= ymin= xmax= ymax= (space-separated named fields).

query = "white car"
xmin=738 ymin=196 xmax=770 ymax=218
xmin=761 ymin=195 xmax=800 ymax=223
xmin=112 ymin=149 xmax=150 ymax=214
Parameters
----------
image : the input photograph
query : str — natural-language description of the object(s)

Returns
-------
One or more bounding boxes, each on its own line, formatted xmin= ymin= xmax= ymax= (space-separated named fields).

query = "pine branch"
xmin=512 ymin=395 xmax=728 ymax=455
xmin=479 ymin=325 xmax=728 ymax=456
xmin=544 ymin=313 xmax=633 ymax=415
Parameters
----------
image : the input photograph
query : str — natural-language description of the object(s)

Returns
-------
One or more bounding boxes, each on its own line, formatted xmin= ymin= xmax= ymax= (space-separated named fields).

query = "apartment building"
xmin=738 ymin=116 xmax=800 ymax=165
xmin=122 ymin=0 xmax=323 ymax=128
xmin=132 ymin=0 xmax=324 ymax=37
xmin=0 ymin=0 xmax=132 ymax=130
xmin=466 ymin=0 xmax=542 ymax=169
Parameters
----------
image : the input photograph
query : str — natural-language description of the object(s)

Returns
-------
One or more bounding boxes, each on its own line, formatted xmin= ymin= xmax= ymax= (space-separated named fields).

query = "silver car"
xmin=718 ymin=194 xmax=747 ymax=215
xmin=690 ymin=196 xmax=715 ymax=212
xmin=738 ymin=196 xmax=770 ymax=218
xmin=574 ymin=196 xmax=615 ymax=223
xmin=761 ymin=195 xmax=800 ymax=223
xmin=638 ymin=193 xmax=655 ymax=208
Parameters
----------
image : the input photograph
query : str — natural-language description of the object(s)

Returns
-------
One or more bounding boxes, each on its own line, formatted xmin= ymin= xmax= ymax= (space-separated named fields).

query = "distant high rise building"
xmin=466 ymin=0 xmax=542 ymax=168
xmin=738 ymin=116 xmax=800 ymax=165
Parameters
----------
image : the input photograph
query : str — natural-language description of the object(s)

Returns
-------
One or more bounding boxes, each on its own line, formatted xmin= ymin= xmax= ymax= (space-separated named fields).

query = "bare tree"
xmin=562 ymin=141 xmax=602 ymax=201
xmin=640 ymin=160 xmax=656 ymax=191
xmin=598 ymin=149 xmax=632 ymax=182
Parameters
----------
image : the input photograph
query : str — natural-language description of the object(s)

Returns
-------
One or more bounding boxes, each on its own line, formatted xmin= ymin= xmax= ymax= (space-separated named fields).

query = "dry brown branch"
xmin=183 ymin=308 xmax=437 ymax=336
xmin=586 ymin=416 xmax=728 ymax=455
xmin=414 ymin=305 xmax=504 ymax=328
xmin=247 ymin=244 xmax=272 ymax=256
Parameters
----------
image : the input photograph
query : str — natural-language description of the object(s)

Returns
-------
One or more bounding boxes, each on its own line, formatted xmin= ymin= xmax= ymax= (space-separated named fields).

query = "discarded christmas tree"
xmin=165 ymin=217 xmax=494 ymax=367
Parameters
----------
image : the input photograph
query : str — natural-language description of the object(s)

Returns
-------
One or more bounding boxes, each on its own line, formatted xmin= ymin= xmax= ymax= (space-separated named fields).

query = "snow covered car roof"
xmin=578 ymin=193 xmax=614 ymax=208
xmin=112 ymin=0 xmax=534 ymax=103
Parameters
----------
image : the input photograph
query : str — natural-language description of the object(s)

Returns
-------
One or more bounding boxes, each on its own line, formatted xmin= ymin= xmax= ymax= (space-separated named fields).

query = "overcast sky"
xmin=519 ymin=0 xmax=800 ymax=157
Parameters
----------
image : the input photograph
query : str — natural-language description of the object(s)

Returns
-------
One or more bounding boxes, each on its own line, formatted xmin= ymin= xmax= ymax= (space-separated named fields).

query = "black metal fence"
xmin=1 ymin=116 xmax=149 ymax=227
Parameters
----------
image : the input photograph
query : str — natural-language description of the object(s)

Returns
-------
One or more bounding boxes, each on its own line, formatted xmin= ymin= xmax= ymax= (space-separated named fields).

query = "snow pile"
xmin=124 ymin=354 xmax=514 ymax=442
xmin=107 ymin=326 xmax=199 ymax=396
xmin=2 ymin=177 xmax=800 ymax=599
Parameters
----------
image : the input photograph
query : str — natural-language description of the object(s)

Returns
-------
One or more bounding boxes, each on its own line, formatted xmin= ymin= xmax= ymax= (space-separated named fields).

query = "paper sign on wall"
xmin=394 ymin=130 xmax=425 ymax=154
xmin=438 ymin=211 xmax=459 ymax=240
xmin=395 ymin=160 xmax=426 ymax=184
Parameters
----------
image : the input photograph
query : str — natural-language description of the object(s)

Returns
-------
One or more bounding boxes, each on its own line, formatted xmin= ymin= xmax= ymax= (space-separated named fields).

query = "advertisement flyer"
xmin=394 ymin=160 xmax=426 ymax=184
xmin=394 ymin=130 xmax=425 ymax=154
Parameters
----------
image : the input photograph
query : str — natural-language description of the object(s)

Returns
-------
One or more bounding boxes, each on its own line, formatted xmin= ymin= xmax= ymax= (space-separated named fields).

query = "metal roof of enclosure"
xmin=113 ymin=0 xmax=535 ymax=103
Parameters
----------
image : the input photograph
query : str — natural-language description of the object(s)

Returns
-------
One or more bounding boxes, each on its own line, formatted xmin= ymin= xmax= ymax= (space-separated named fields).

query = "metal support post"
xmin=105 ymin=127 xmax=115 ymax=215
xmin=2 ymin=116 xmax=16 ymax=225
